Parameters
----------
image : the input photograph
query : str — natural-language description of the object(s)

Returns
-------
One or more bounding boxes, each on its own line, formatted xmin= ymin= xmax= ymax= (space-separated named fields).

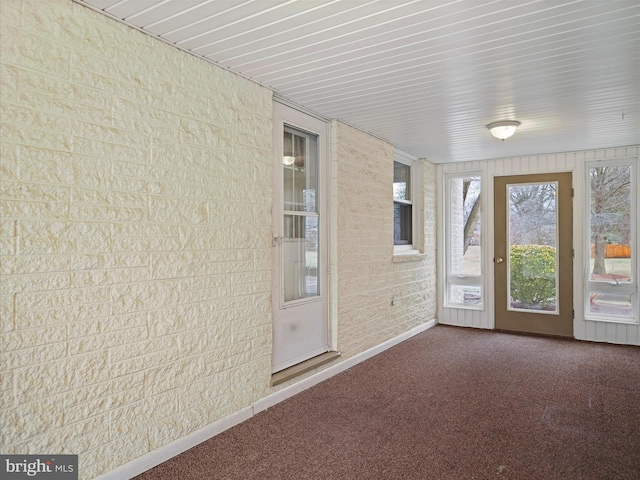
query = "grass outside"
xmin=589 ymin=258 xmax=632 ymax=281
xmin=463 ymin=246 xmax=482 ymax=275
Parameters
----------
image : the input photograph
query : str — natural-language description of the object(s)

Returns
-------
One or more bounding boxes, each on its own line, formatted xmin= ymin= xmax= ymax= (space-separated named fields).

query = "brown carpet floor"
xmin=135 ymin=325 xmax=640 ymax=480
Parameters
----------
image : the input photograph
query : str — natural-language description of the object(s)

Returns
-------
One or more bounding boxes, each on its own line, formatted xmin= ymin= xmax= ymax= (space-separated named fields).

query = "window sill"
xmin=392 ymin=252 xmax=426 ymax=263
xmin=444 ymin=304 xmax=484 ymax=311
xmin=584 ymin=316 xmax=638 ymax=325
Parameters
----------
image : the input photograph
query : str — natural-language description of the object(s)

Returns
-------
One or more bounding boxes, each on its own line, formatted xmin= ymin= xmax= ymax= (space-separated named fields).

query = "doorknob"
xmin=495 ymin=257 xmax=504 ymax=263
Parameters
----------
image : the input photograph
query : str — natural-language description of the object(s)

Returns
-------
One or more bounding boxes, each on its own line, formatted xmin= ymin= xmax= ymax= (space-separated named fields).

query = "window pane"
xmin=393 ymin=162 xmax=410 ymax=201
xmin=507 ymin=182 xmax=558 ymax=313
xmin=394 ymin=203 xmax=412 ymax=245
xmin=589 ymin=165 xmax=632 ymax=283
xmin=588 ymin=292 xmax=633 ymax=317
xmin=448 ymin=176 xmax=481 ymax=276
xmin=448 ymin=285 xmax=482 ymax=306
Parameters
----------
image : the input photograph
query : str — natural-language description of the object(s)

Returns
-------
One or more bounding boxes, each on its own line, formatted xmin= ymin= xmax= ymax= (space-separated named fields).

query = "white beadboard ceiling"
xmin=76 ymin=0 xmax=640 ymax=164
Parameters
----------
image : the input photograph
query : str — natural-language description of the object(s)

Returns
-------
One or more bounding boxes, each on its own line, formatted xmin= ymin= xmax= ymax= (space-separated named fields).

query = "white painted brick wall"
xmin=1 ymin=1 xmax=440 ymax=478
xmin=1 ymin=0 xmax=274 ymax=477
xmin=335 ymin=122 xmax=437 ymax=356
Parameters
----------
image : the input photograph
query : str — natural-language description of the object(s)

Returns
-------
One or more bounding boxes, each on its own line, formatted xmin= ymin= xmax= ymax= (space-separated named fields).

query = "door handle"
xmin=273 ymin=236 xmax=288 ymax=246
xmin=495 ymin=257 xmax=504 ymax=263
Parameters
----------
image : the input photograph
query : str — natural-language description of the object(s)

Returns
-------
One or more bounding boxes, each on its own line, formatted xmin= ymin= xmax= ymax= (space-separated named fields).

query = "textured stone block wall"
xmin=1 ymin=1 xmax=439 ymax=477
xmin=0 ymin=0 xmax=274 ymax=477
xmin=334 ymin=122 xmax=437 ymax=356
xmin=421 ymin=161 xmax=438 ymax=309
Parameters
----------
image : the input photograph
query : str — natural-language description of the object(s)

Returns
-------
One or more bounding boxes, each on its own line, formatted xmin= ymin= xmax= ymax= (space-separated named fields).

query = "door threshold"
xmin=271 ymin=351 xmax=341 ymax=386
xmin=495 ymin=328 xmax=574 ymax=340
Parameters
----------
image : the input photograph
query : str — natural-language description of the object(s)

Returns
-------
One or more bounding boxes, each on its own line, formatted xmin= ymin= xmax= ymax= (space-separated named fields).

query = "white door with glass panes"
xmin=272 ymin=102 xmax=329 ymax=373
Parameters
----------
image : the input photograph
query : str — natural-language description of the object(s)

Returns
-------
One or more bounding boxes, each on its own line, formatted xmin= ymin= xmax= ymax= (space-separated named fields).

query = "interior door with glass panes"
xmin=272 ymin=102 xmax=329 ymax=373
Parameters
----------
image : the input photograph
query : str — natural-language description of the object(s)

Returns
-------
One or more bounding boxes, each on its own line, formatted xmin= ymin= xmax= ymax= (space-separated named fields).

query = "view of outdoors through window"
xmin=447 ymin=165 xmax=635 ymax=319
xmin=508 ymin=182 xmax=558 ymax=312
xmin=393 ymin=161 xmax=412 ymax=246
xmin=588 ymin=164 xmax=633 ymax=317
xmin=448 ymin=176 xmax=481 ymax=305
xmin=282 ymin=127 xmax=319 ymax=301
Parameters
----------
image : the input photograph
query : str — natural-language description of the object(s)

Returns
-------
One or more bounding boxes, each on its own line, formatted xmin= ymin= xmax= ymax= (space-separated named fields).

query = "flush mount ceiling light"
xmin=487 ymin=120 xmax=521 ymax=141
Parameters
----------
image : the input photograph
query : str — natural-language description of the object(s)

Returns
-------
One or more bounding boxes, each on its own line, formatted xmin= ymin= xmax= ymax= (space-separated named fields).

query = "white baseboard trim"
xmin=253 ymin=319 xmax=436 ymax=414
xmin=96 ymin=319 xmax=436 ymax=480
xmin=94 ymin=406 xmax=254 ymax=480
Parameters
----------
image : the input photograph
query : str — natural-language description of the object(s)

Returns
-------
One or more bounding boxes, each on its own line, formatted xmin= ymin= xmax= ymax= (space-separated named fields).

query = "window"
xmin=393 ymin=151 xmax=421 ymax=254
xmin=585 ymin=159 xmax=637 ymax=323
xmin=445 ymin=173 xmax=483 ymax=307
xmin=394 ymin=161 xmax=412 ymax=245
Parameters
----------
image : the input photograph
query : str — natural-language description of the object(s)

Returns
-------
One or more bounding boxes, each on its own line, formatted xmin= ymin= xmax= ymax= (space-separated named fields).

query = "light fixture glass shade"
xmin=283 ymin=156 xmax=296 ymax=166
xmin=487 ymin=120 xmax=521 ymax=141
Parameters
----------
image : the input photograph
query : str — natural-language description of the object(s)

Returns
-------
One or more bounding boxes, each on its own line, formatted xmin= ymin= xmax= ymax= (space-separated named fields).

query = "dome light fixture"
xmin=487 ymin=120 xmax=521 ymax=141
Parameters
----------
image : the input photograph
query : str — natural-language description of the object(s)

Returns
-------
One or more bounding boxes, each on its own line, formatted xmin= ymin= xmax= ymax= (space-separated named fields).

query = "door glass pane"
xmin=282 ymin=124 xmax=319 ymax=303
xmin=588 ymin=165 xmax=632 ymax=283
xmin=507 ymin=182 xmax=558 ymax=313
xmin=283 ymin=214 xmax=319 ymax=302
xmin=283 ymin=128 xmax=317 ymax=213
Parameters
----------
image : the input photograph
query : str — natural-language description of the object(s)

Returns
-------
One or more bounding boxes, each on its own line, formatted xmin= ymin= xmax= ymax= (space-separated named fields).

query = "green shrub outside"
xmin=509 ymin=244 xmax=556 ymax=307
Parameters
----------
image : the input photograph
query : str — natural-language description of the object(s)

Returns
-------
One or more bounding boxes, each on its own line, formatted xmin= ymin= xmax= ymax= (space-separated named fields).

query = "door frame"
xmin=494 ymin=172 xmax=574 ymax=337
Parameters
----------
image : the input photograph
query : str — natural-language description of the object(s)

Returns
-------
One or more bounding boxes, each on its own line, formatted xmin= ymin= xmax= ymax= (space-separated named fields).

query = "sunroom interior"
xmin=1 ymin=1 xmax=639 ymax=478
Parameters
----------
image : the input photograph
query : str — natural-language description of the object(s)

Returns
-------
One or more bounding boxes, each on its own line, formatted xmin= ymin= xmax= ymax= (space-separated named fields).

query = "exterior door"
xmin=494 ymin=173 xmax=573 ymax=337
xmin=272 ymin=102 xmax=329 ymax=373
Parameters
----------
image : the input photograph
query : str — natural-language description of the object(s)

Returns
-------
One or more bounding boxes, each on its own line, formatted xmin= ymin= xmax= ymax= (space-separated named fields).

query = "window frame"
xmin=584 ymin=157 xmax=638 ymax=324
xmin=444 ymin=172 xmax=484 ymax=309
xmin=393 ymin=150 xmax=422 ymax=255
